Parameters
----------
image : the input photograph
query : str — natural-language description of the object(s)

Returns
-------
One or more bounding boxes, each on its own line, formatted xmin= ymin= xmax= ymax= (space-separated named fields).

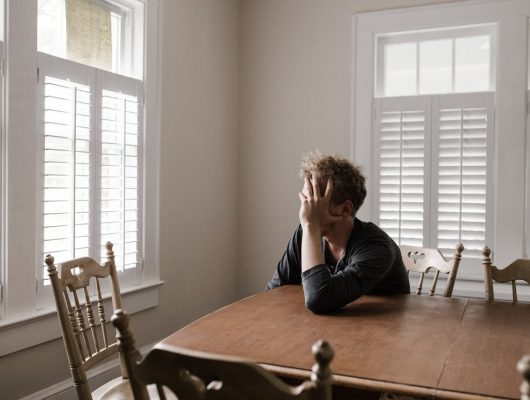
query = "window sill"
xmin=0 ymin=280 xmax=164 ymax=357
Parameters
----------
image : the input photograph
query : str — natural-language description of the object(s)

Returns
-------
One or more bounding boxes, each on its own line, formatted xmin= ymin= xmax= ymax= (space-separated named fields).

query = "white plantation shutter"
xmin=374 ymin=93 xmax=494 ymax=273
xmin=37 ymin=54 xmax=143 ymax=290
xmin=98 ymin=70 xmax=143 ymax=273
xmin=42 ymin=78 xmax=92 ymax=262
xmin=374 ymin=97 xmax=431 ymax=246
xmin=433 ymin=93 xmax=494 ymax=260
xmin=37 ymin=54 xmax=95 ymax=285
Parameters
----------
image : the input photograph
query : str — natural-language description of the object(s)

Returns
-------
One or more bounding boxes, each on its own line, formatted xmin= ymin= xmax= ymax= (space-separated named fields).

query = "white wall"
xmin=0 ymin=0 xmax=239 ymax=398
xmin=237 ymin=0 xmax=466 ymax=297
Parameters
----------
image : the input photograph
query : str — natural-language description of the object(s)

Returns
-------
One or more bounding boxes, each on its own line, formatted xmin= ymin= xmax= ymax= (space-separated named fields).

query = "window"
xmin=0 ymin=0 xmax=160 ymax=355
xmin=373 ymin=25 xmax=495 ymax=260
xmin=376 ymin=25 xmax=495 ymax=97
xmin=355 ymin=1 xmax=530 ymax=294
xmin=35 ymin=0 xmax=144 ymax=295
xmin=38 ymin=0 xmax=143 ymax=78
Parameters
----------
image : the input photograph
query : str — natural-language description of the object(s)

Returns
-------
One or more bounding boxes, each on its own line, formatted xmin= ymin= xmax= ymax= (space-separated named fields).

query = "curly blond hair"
xmin=300 ymin=150 xmax=366 ymax=215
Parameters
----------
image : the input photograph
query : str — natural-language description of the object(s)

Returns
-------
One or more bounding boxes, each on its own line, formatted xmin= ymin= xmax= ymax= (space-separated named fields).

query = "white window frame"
xmin=375 ymin=24 xmax=497 ymax=97
xmin=0 ymin=0 xmax=161 ymax=357
xmin=0 ymin=39 xmax=4 ymax=310
xmin=97 ymin=0 xmax=145 ymax=78
xmin=353 ymin=0 xmax=530 ymax=300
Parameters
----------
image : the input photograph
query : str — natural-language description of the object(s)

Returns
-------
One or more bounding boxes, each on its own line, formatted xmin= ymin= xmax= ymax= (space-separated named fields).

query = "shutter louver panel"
xmin=100 ymin=89 xmax=140 ymax=271
xmin=42 ymin=76 xmax=92 ymax=279
xmin=38 ymin=55 xmax=144 ymax=292
xmin=378 ymin=110 xmax=425 ymax=246
xmin=437 ymin=107 xmax=488 ymax=258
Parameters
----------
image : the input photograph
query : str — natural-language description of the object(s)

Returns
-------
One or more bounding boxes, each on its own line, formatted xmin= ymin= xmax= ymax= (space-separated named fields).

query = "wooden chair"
xmin=482 ymin=246 xmax=530 ymax=303
xmin=111 ymin=309 xmax=335 ymax=400
xmin=519 ymin=355 xmax=530 ymax=400
xmin=45 ymin=242 xmax=131 ymax=400
xmin=399 ymin=243 xmax=464 ymax=297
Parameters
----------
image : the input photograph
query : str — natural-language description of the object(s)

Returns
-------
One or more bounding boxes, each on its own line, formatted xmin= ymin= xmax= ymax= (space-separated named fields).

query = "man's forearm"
xmin=301 ymin=223 xmax=325 ymax=272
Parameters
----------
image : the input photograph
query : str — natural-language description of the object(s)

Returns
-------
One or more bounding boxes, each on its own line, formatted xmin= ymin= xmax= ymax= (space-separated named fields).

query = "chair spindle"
xmin=84 ymin=286 xmax=100 ymax=352
xmin=95 ymin=277 xmax=109 ymax=348
xmin=417 ymin=272 xmax=425 ymax=295
xmin=73 ymin=289 xmax=92 ymax=356
xmin=430 ymin=270 xmax=441 ymax=296
xmin=64 ymin=289 xmax=86 ymax=360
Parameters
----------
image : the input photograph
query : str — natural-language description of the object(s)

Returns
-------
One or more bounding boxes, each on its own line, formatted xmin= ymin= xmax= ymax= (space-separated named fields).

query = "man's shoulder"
xmin=350 ymin=219 xmax=399 ymax=255
xmin=355 ymin=219 xmax=393 ymax=240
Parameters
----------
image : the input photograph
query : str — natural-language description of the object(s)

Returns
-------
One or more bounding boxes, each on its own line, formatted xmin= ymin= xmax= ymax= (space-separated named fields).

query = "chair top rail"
xmin=400 ymin=245 xmax=454 ymax=274
xmin=59 ymin=257 xmax=114 ymax=291
xmin=491 ymin=259 xmax=530 ymax=284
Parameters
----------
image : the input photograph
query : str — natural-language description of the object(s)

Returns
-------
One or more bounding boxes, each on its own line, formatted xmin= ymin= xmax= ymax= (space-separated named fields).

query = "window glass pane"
xmin=384 ymin=43 xmax=417 ymax=97
xmin=419 ymin=39 xmax=452 ymax=94
xmin=455 ymin=35 xmax=490 ymax=92
xmin=66 ymin=0 xmax=112 ymax=71
xmin=38 ymin=0 xmax=67 ymax=58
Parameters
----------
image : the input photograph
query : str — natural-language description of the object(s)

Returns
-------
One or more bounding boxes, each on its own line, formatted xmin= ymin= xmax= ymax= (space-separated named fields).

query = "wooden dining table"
xmin=162 ymin=285 xmax=530 ymax=400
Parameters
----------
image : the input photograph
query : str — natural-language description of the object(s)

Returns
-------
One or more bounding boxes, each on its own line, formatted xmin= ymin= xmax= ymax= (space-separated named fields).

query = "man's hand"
xmin=298 ymin=177 xmax=343 ymax=228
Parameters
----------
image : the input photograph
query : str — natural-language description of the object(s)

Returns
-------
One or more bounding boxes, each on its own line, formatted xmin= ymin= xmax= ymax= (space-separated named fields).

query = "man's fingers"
xmin=298 ymin=191 xmax=306 ymax=202
xmin=305 ymin=177 xmax=314 ymax=197
xmin=324 ymin=177 xmax=334 ymax=199
xmin=311 ymin=176 xmax=320 ymax=198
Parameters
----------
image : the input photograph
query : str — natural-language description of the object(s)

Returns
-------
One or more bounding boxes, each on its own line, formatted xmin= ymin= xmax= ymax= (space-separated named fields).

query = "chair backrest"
xmin=112 ymin=309 xmax=334 ymax=400
xmin=482 ymin=246 xmax=530 ymax=303
xmin=519 ymin=355 xmax=530 ymax=400
xmin=45 ymin=241 xmax=125 ymax=400
xmin=399 ymin=243 xmax=464 ymax=297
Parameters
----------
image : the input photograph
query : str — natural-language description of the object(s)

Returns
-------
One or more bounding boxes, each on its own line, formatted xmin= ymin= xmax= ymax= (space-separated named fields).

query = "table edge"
xmin=263 ymin=364 xmax=515 ymax=400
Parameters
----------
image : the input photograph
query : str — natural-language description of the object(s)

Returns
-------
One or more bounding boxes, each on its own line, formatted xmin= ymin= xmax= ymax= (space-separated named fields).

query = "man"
xmin=267 ymin=151 xmax=410 ymax=313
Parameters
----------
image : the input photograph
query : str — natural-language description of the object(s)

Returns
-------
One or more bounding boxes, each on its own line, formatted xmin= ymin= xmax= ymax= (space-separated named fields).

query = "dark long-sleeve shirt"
xmin=267 ymin=218 xmax=410 ymax=313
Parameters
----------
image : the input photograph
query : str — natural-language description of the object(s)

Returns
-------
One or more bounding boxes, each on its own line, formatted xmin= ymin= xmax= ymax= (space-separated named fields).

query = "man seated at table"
xmin=267 ymin=151 xmax=410 ymax=313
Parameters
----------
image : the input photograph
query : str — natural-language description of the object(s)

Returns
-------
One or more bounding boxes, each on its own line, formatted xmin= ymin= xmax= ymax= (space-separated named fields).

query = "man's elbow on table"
xmin=304 ymin=293 xmax=332 ymax=314
xmin=304 ymin=285 xmax=355 ymax=314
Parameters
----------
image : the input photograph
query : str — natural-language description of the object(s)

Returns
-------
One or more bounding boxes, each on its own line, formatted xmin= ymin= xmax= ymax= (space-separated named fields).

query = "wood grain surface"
xmin=162 ymin=285 xmax=528 ymax=399
xmin=438 ymin=300 xmax=530 ymax=399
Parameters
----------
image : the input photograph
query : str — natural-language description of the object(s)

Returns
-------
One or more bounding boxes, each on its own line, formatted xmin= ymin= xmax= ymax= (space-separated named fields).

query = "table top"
xmin=162 ymin=285 xmax=530 ymax=400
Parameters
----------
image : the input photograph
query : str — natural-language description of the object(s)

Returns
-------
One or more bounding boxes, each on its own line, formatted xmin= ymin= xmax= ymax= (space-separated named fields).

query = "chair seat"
xmin=96 ymin=376 xmax=177 ymax=400
xmin=93 ymin=377 xmax=131 ymax=400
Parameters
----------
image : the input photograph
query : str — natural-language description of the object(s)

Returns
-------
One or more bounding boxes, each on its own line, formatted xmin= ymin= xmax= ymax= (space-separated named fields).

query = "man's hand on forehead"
xmin=304 ymin=174 xmax=330 ymax=197
xmin=299 ymin=176 xmax=342 ymax=228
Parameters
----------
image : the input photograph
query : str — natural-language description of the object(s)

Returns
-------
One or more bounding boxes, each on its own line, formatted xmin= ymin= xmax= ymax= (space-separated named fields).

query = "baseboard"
xmin=18 ymin=342 xmax=157 ymax=400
